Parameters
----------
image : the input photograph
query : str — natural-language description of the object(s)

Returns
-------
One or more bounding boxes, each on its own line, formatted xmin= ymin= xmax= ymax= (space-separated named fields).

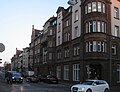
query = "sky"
xmin=0 ymin=0 xmax=69 ymax=66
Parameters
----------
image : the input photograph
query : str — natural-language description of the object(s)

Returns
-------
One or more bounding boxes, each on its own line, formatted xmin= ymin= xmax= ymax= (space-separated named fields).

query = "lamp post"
xmin=109 ymin=36 xmax=114 ymax=86
xmin=109 ymin=37 xmax=112 ymax=86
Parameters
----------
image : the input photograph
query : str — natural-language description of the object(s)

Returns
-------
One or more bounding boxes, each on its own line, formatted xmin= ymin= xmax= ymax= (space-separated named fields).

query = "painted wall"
xmin=111 ymin=0 xmax=120 ymax=37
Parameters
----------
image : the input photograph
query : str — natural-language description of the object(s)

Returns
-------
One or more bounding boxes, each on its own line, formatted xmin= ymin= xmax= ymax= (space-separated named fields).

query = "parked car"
xmin=26 ymin=75 xmax=39 ymax=83
xmin=37 ymin=75 xmax=45 ymax=82
xmin=44 ymin=75 xmax=58 ymax=84
xmin=71 ymin=80 xmax=109 ymax=92
xmin=5 ymin=71 xmax=23 ymax=84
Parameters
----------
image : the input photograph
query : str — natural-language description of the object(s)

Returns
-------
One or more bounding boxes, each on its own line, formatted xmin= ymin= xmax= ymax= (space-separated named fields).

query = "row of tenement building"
xmin=11 ymin=0 xmax=120 ymax=86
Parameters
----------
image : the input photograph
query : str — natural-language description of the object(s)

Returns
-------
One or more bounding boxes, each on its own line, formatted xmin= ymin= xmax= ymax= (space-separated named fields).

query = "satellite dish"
xmin=0 ymin=43 xmax=5 ymax=52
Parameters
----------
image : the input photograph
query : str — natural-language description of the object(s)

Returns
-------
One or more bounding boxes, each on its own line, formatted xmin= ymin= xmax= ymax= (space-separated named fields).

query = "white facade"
xmin=111 ymin=0 xmax=120 ymax=37
xmin=23 ymin=47 xmax=29 ymax=71
xmin=56 ymin=11 xmax=63 ymax=46
xmin=71 ymin=0 xmax=82 ymax=39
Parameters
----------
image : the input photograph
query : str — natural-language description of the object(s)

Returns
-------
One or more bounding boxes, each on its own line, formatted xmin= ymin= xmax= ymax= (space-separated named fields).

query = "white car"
xmin=71 ymin=80 xmax=110 ymax=92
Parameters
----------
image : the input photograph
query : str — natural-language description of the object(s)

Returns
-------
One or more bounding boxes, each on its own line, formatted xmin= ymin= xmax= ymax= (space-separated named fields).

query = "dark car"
xmin=11 ymin=72 xmax=23 ymax=83
xmin=44 ymin=75 xmax=58 ymax=84
xmin=38 ymin=75 xmax=46 ymax=82
xmin=5 ymin=71 xmax=23 ymax=84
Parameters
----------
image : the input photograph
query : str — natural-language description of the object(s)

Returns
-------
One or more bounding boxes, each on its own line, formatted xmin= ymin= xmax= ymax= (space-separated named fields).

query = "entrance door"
xmin=86 ymin=64 xmax=101 ymax=79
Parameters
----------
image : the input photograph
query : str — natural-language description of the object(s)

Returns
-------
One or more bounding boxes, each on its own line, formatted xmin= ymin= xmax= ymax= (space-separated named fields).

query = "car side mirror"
xmin=93 ymin=83 xmax=97 ymax=86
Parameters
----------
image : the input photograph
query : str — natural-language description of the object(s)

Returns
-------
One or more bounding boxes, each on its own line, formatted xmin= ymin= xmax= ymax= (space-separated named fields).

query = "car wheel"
xmin=104 ymin=88 xmax=109 ymax=92
xmin=86 ymin=89 xmax=92 ymax=92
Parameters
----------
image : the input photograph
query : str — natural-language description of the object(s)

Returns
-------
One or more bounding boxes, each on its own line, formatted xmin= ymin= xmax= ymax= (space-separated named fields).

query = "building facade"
xmin=11 ymin=0 xmax=120 ymax=86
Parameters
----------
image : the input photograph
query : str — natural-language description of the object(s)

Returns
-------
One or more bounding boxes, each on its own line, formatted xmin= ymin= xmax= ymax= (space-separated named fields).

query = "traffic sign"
xmin=0 ymin=43 xmax=5 ymax=52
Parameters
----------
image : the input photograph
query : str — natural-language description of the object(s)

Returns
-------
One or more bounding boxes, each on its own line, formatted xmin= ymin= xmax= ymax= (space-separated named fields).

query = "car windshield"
xmin=81 ymin=81 xmax=94 ymax=85
xmin=12 ymin=73 xmax=21 ymax=77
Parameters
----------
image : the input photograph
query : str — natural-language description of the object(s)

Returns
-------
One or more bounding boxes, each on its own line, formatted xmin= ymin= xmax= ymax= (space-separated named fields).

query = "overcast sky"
xmin=0 ymin=0 xmax=69 ymax=66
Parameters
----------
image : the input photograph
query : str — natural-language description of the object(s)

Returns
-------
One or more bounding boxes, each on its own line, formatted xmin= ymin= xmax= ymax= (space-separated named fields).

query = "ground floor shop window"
xmin=56 ymin=66 xmax=61 ymax=79
xmin=117 ymin=64 xmax=120 ymax=83
xmin=73 ymin=64 xmax=80 ymax=81
xmin=64 ymin=65 xmax=69 ymax=80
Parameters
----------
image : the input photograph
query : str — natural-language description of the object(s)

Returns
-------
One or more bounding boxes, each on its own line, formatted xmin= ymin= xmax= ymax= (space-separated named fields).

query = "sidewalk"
xmin=110 ymin=86 xmax=120 ymax=92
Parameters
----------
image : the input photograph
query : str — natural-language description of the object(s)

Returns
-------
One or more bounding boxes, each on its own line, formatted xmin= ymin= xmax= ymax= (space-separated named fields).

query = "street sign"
xmin=0 ymin=43 xmax=5 ymax=52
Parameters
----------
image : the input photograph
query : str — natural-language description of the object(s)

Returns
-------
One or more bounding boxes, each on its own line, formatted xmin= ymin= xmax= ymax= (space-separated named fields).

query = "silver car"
xmin=71 ymin=80 xmax=109 ymax=92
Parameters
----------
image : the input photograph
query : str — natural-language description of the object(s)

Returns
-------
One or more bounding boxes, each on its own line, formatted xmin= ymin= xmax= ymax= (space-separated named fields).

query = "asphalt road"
xmin=0 ymin=71 xmax=120 ymax=92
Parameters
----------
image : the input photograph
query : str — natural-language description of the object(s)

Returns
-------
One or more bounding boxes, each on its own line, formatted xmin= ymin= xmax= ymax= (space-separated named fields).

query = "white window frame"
xmin=114 ymin=7 xmax=119 ymax=18
xmin=92 ymin=2 xmax=97 ymax=12
xmin=112 ymin=45 xmax=116 ymax=55
xmin=75 ymin=10 xmax=79 ymax=21
xmin=93 ymin=41 xmax=97 ymax=52
xmin=98 ymin=2 xmax=102 ymax=12
xmin=88 ymin=3 xmax=92 ymax=13
xmin=64 ymin=65 xmax=69 ymax=80
xmin=97 ymin=41 xmax=101 ymax=52
xmin=73 ymin=64 xmax=80 ymax=81
xmin=93 ymin=21 xmax=97 ymax=32
xmin=97 ymin=21 xmax=101 ymax=32
xmin=102 ymin=3 xmax=105 ymax=13
xmin=56 ymin=66 xmax=61 ymax=79
xmin=114 ymin=25 xmax=119 ymax=37
xmin=117 ymin=64 xmax=120 ymax=83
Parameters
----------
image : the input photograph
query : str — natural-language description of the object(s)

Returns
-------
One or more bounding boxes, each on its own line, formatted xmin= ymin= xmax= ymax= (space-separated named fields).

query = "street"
xmin=0 ymin=81 xmax=70 ymax=92
xmin=0 ymin=71 xmax=70 ymax=92
xmin=0 ymin=71 xmax=120 ymax=92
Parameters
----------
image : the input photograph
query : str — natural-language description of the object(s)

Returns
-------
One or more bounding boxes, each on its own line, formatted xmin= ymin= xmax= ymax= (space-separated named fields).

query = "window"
xmin=93 ymin=21 xmax=97 ymax=32
xmin=86 ymin=21 xmax=106 ymax=33
xmin=114 ymin=26 xmax=119 ymax=37
xmin=89 ymin=21 xmax=93 ymax=32
xmin=73 ymin=64 xmax=80 ymax=81
xmin=93 ymin=41 xmax=97 ymax=52
xmin=97 ymin=21 xmax=101 ymax=32
xmin=89 ymin=42 xmax=93 ymax=52
xmin=64 ymin=33 xmax=70 ymax=42
xmin=117 ymin=64 xmax=120 ymax=83
xmin=88 ymin=3 xmax=92 ymax=13
xmin=85 ymin=5 xmax=88 ymax=14
xmin=86 ymin=22 xmax=88 ymax=33
xmin=49 ymin=29 xmax=53 ymax=35
xmin=48 ymin=53 xmax=52 ymax=60
xmin=85 ymin=2 xmax=105 ymax=14
xmin=102 ymin=3 xmax=105 ymax=13
xmin=64 ymin=65 xmax=69 ymax=80
xmin=86 ymin=41 xmax=106 ymax=52
xmin=58 ymin=36 xmax=60 ymax=45
xmin=101 ymin=22 xmax=105 ymax=33
xmin=58 ymin=23 xmax=61 ymax=32
xmin=98 ymin=2 xmax=102 ymax=12
xmin=56 ymin=66 xmax=61 ymax=79
xmin=57 ymin=51 xmax=62 ymax=59
xmin=101 ymin=42 xmax=105 ymax=52
xmin=92 ymin=2 xmax=97 ymax=12
xmin=114 ymin=7 xmax=119 ymax=19
xmin=112 ymin=45 xmax=116 ymax=55
xmin=97 ymin=42 xmax=101 ymax=52
xmin=73 ymin=46 xmax=80 ymax=56
xmin=74 ymin=26 xmax=79 ymax=38
xmin=64 ymin=48 xmax=70 ymax=58
xmin=66 ymin=20 xmax=69 ymax=27
xmin=75 ymin=10 xmax=78 ymax=21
